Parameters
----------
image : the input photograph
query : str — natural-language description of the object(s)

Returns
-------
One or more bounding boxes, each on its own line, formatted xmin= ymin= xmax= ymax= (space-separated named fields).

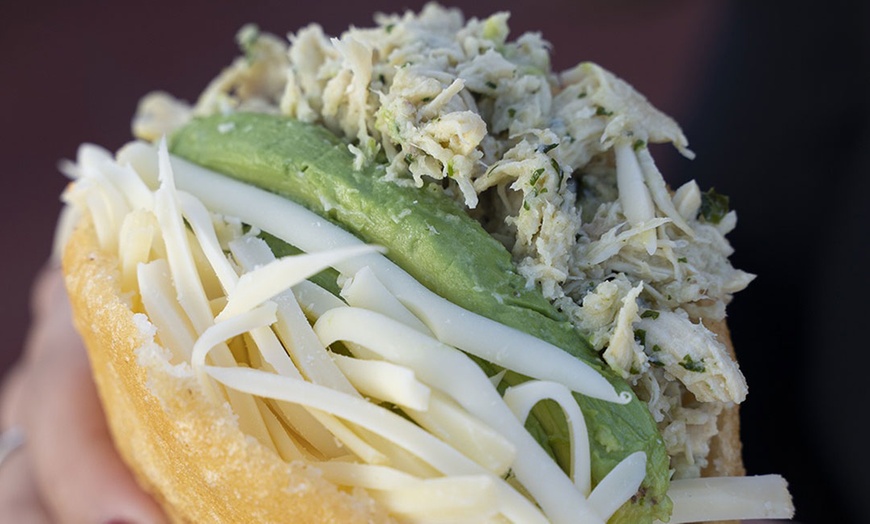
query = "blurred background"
xmin=0 ymin=1 xmax=866 ymax=522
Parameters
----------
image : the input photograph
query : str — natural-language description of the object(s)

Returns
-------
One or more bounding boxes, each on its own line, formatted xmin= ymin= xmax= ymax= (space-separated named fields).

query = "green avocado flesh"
xmin=170 ymin=112 xmax=671 ymax=523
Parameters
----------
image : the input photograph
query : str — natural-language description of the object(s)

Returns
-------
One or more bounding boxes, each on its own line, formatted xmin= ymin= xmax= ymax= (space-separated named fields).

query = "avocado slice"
xmin=170 ymin=112 xmax=671 ymax=523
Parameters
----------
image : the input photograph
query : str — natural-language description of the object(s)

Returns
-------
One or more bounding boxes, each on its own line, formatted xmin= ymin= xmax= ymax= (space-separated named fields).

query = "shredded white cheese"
xmin=503 ymin=380 xmax=592 ymax=496
xmin=331 ymin=354 xmax=431 ymax=411
xmin=662 ymin=475 xmax=794 ymax=523
xmin=205 ymin=365 xmax=549 ymax=523
xmin=314 ymin=307 xmax=607 ymax=524
xmin=216 ymin=244 xmax=380 ymax=321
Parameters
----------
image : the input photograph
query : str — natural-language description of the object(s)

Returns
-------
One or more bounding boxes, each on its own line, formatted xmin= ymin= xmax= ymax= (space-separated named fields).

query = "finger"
xmin=0 ymin=447 xmax=52 ymax=524
xmin=21 ymin=271 xmax=167 ymax=524
xmin=26 ymin=268 xmax=71 ymax=360
xmin=0 ymin=363 xmax=27 ymax=429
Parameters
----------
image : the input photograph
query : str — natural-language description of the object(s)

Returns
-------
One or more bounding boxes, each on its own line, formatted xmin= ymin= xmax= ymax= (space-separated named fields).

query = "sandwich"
xmin=56 ymin=5 xmax=794 ymax=523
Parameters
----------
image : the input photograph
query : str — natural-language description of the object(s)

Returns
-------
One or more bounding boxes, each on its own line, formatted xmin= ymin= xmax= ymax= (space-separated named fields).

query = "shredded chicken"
xmin=132 ymin=3 xmax=754 ymax=477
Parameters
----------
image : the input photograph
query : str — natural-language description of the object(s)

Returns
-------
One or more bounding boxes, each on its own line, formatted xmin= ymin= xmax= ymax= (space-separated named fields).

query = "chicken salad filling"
xmin=134 ymin=3 xmax=752 ymax=478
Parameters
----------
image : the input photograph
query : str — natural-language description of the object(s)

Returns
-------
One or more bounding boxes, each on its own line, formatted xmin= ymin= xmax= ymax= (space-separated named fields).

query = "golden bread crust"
xmin=62 ymin=218 xmax=393 ymax=524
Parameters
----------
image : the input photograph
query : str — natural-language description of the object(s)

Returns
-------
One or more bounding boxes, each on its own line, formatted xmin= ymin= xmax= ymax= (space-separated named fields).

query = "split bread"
xmin=56 ymin=4 xmax=793 ymax=522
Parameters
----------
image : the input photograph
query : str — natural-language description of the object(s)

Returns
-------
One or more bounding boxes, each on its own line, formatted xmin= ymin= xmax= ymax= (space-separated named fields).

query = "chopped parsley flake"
xmin=679 ymin=355 xmax=706 ymax=373
xmin=641 ymin=310 xmax=660 ymax=320
xmin=550 ymin=158 xmax=563 ymax=177
xmin=634 ymin=329 xmax=647 ymax=346
xmin=595 ymin=106 xmax=613 ymax=116
xmin=699 ymin=188 xmax=730 ymax=224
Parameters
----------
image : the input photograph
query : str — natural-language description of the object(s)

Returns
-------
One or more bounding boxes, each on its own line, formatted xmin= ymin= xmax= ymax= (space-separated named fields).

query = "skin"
xmin=0 ymin=268 xmax=167 ymax=524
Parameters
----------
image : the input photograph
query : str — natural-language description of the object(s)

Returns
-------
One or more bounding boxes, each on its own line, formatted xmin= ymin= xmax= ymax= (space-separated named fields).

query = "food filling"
xmin=135 ymin=3 xmax=749 ymax=478
xmin=57 ymin=4 xmax=794 ymax=523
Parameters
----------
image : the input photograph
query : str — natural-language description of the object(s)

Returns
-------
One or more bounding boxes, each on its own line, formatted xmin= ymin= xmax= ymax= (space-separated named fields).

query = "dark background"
xmin=1 ymin=1 xmax=866 ymax=522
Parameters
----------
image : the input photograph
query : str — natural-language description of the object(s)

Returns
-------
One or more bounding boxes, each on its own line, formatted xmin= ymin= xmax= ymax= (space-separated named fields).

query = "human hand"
xmin=0 ymin=267 xmax=167 ymax=524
